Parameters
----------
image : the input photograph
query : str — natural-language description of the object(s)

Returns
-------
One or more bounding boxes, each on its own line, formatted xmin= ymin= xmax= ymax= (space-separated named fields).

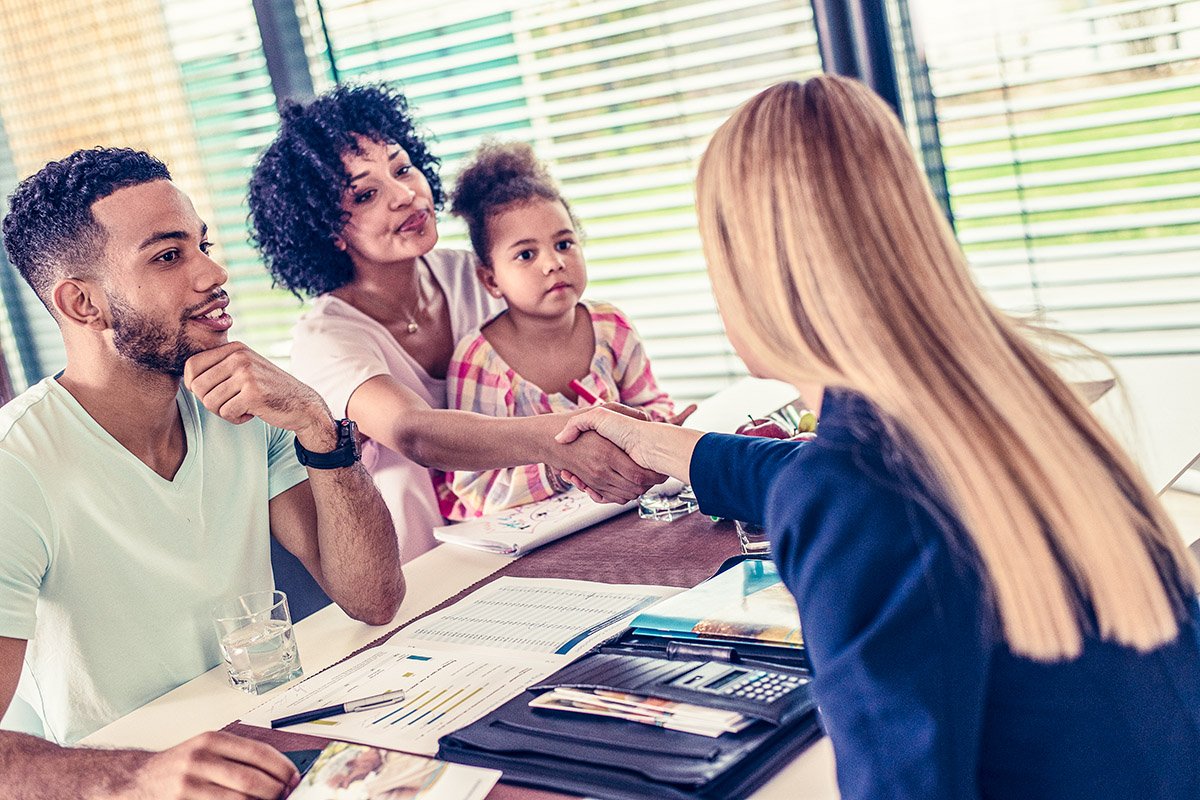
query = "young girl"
xmin=444 ymin=141 xmax=691 ymax=518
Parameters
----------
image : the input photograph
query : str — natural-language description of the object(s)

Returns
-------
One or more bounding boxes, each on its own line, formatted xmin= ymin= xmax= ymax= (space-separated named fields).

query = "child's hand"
xmin=666 ymin=404 xmax=697 ymax=426
xmin=599 ymin=401 xmax=697 ymax=427
xmin=599 ymin=402 xmax=652 ymax=422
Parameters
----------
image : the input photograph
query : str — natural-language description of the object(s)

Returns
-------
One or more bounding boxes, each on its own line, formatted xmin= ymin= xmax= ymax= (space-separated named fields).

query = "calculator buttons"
xmin=718 ymin=670 xmax=807 ymax=703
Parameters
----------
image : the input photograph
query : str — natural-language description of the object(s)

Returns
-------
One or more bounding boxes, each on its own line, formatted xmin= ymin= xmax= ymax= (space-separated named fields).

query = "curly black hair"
xmin=247 ymin=84 xmax=444 ymax=298
xmin=2 ymin=147 xmax=171 ymax=314
xmin=449 ymin=140 xmax=579 ymax=268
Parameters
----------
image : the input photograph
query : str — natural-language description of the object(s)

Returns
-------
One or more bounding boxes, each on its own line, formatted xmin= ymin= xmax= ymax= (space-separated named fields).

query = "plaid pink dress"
xmin=444 ymin=299 xmax=675 ymax=519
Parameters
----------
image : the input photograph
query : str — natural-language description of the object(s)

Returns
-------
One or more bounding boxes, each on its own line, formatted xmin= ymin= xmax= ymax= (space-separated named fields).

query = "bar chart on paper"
xmin=368 ymin=652 xmax=542 ymax=731
xmin=241 ymin=579 xmax=682 ymax=752
xmin=243 ymin=644 xmax=561 ymax=754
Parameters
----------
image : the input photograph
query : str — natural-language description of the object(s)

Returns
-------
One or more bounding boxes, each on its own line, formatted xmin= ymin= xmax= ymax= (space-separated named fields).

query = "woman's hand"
xmin=558 ymin=408 xmax=653 ymax=467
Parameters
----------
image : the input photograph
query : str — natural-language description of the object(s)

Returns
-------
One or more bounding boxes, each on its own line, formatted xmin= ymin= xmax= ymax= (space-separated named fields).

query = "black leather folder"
xmin=438 ymin=557 xmax=823 ymax=800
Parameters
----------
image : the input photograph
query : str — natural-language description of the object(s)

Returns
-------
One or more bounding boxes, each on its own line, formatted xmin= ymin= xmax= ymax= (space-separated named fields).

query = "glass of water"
xmin=735 ymin=519 xmax=772 ymax=556
xmin=212 ymin=590 xmax=302 ymax=695
xmin=638 ymin=483 xmax=699 ymax=522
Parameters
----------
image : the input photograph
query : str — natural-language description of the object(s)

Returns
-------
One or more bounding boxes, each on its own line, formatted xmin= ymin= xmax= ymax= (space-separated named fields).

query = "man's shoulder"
xmin=0 ymin=381 xmax=60 ymax=525
xmin=0 ymin=378 xmax=59 ymax=452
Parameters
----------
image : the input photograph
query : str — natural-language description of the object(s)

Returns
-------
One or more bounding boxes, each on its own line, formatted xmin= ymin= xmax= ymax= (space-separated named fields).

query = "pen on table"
xmin=269 ymin=690 xmax=406 ymax=729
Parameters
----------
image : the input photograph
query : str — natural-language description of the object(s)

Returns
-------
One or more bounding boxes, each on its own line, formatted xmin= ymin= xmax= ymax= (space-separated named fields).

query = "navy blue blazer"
xmin=689 ymin=389 xmax=1200 ymax=799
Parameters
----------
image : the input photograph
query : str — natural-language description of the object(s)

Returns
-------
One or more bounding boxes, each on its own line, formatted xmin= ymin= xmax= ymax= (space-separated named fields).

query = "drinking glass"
xmin=735 ymin=519 xmax=772 ymax=555
xmin=637 ymin=483 xmax=699 ymax=522
xmin=212 ymin=590 xmax=302 ymax=694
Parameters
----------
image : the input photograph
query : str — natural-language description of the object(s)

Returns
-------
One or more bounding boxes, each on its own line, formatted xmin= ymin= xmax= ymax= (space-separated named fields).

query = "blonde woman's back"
xmin=686 ymin=388 xmax=1200 ymax=800
xmin=686 ymin=74 xmax=1200 ymax=800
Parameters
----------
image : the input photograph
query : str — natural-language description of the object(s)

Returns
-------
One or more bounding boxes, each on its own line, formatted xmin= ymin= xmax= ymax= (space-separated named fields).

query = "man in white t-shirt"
xmin=0 ymin=148 xmax=404 ymax=798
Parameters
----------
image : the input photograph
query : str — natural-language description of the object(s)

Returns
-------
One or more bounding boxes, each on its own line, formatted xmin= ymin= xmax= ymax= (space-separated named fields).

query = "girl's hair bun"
xmin=450 ymin=140 xmax=577 ymax=265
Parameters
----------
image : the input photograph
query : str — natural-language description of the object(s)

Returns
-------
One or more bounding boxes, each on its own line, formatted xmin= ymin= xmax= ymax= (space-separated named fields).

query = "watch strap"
xmin=294 ymin=419 xmax=360 ymax=469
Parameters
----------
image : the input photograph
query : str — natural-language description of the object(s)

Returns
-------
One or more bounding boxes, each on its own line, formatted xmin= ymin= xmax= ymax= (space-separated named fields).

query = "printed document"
xmin=288 ymin=740 xmax=499 ymax=800
xmin=433 ymin=489 xmax=636 ymax=556
xmin=242 ymin=578 xmax=680 ymax=754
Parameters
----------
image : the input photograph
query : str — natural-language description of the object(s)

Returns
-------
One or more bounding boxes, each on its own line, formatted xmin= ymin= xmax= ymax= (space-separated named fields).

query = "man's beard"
xmin=108 ymin=293 xmax=201 ymax=378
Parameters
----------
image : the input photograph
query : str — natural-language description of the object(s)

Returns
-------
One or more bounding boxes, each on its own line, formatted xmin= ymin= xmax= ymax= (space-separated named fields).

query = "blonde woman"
xmin=558 ymin=76 xmax=1200 ymax=799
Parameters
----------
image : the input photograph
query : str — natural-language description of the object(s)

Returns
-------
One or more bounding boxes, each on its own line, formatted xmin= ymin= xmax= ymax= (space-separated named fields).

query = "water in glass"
xmin=218 ymin=618 xmax=301 ymax=694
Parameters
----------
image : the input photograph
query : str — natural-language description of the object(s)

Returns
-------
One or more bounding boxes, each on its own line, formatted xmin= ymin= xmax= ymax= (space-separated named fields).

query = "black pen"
xmin=269 ymin=690 xmax=406 ymax=728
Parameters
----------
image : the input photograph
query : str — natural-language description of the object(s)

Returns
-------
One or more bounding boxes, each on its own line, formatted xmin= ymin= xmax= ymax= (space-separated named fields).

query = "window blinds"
xmin=911 ymin=0 xmax=1200 ymax=356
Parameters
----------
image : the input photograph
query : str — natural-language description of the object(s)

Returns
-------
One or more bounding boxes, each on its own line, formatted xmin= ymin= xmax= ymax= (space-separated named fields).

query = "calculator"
xmin=667 ymin=660 xmax=808 ymax=704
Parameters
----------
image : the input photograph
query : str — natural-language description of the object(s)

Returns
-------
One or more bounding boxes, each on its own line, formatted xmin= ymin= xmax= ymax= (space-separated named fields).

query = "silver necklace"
xmin=402 ymin=272 xmax=424 ymax=334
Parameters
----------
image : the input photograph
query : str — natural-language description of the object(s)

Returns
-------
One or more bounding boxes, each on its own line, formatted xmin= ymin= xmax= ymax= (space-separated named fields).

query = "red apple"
xmin=736 ymin=416 xmax=792 ymax=439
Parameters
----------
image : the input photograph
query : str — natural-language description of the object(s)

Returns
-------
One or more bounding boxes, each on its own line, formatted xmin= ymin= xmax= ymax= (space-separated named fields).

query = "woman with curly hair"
xmin=247 ymin=85 xmax=659 ymax=563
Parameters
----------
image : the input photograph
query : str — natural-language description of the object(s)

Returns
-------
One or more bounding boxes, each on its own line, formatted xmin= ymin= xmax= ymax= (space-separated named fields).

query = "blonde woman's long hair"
xmin=697 ymin=75 xmax=1199 ymax=661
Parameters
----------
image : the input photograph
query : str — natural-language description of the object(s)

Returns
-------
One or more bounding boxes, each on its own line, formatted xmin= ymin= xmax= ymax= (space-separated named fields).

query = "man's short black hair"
xmin=247 ymin=84 xmax=444 ymax=298
xmin=1 ymin=147 xmax=171 ymax=315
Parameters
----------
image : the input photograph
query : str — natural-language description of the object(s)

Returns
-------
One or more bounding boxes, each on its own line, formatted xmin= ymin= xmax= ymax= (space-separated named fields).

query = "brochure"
xmin=631 ymin=560 xmax=802 ymax=648
xmin=530 ymin=687 xmax=752 ymax=737
xmin=286 ymin=740 xmax=499 ymax=800
xmin=432 ymin=489 xmax=636 ymax=556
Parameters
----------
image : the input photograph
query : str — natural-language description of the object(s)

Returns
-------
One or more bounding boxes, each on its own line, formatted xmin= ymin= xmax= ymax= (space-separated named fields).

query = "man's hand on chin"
xmin=183 ymin=343 xmax=334 ymax=445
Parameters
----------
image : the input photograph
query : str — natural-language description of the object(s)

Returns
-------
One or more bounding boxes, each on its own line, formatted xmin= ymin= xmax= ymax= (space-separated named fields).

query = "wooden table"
xmin=84 ymin=510 xmax=840 ymax=799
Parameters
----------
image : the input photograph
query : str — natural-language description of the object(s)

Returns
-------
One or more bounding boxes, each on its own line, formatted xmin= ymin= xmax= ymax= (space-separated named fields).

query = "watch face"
xmin=342 ymin=419 xmax=361 ymax=460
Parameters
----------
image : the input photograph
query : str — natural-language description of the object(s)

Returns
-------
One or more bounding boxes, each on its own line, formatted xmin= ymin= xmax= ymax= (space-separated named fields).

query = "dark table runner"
xmin=225 ymin=510 xmax=743 ymax=798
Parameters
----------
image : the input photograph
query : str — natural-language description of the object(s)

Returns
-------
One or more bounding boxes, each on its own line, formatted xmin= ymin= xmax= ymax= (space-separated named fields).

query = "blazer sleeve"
xmin=767 ymin=449 xmax=991 ymax=800
xmin=688 ymin=432 xmax=809 ymax=525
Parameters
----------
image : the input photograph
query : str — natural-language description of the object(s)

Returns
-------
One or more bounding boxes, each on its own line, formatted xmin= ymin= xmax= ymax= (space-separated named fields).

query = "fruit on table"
xmin=735 ymin=416 xmax=792 ymax=439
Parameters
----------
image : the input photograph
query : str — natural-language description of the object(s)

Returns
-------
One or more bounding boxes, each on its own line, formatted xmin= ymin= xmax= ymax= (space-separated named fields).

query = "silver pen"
xmin=269 ymin=689 xmax=406 ymax=728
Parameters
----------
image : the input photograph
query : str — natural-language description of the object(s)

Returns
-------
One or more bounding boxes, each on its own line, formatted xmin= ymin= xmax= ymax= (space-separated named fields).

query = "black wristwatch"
xmin=294 ymin=418 xmax=361 ymax=469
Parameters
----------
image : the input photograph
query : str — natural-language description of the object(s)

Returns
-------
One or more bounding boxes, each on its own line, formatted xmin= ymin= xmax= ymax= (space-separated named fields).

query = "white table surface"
xmin=81 ymin=539 xmax=839 ymax=798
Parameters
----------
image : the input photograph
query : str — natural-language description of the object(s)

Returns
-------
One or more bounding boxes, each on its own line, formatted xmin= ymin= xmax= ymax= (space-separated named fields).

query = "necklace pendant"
xmin=406 ymin=321 xmax=419 ymax=334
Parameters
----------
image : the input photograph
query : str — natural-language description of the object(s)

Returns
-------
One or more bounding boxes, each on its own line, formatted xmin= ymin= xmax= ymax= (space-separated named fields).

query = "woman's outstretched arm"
xmin=349 ymin=375 xmax=663 ymax=503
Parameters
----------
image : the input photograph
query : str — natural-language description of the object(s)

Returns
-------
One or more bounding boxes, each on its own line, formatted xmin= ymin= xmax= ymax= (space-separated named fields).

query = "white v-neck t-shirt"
xmin=0 ymin=378 xmax=308 ymax=744
xmin=289 ymin=249 xmax=504 ymax=562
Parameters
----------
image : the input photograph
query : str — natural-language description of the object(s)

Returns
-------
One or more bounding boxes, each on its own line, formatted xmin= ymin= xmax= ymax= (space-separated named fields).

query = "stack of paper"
xmin=530 ymin=687 xmax=752 ymax=738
